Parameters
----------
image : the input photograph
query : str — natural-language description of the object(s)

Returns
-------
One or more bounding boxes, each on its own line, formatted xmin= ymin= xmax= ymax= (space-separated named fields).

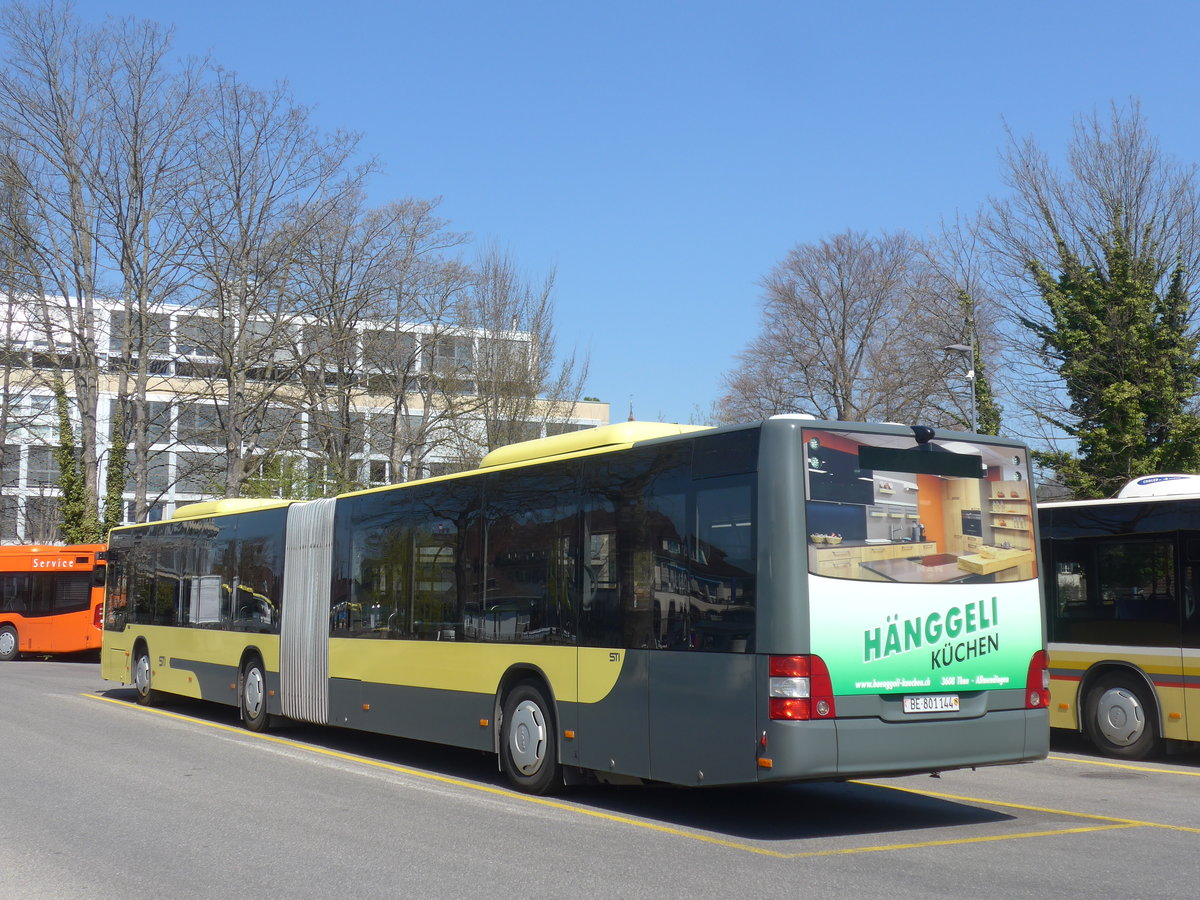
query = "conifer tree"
xmin=1023 ymin=229 xmax=1200 ymax=497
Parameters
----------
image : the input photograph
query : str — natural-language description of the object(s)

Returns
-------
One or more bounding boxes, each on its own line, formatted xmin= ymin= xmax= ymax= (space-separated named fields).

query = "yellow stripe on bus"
xmin=328 ymin=641 xmax=624 ymax=703
xmin=110 ymin=628 xmax=628 ymax=705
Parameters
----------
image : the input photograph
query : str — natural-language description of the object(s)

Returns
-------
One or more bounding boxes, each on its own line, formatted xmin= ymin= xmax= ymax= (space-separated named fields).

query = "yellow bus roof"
xmin=171 ymin=498 xmax=293 ymax=520
xmin=479 ymin=421 xmax=711 ymax=469
xmin=122 ymin=424 xmax=710 ymax=525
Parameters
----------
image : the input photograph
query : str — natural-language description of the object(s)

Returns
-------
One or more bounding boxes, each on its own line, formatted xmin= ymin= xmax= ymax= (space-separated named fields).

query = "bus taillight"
xmin=1025 ymin=650 xmax=1050 ymax=709
xmin=94 ymin=602 xmax=104 ymax=631
xmin=769 ymin=655 xmax=836 ymax=720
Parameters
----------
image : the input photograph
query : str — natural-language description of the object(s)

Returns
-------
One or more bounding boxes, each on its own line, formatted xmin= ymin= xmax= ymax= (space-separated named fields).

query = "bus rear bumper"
xmin=760 ymin=709 xmax=1049 ymax=783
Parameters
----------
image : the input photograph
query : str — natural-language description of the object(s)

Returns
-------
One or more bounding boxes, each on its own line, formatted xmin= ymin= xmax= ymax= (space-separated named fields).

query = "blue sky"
xmin=81 ymin=0 xmax=1196 ymax=427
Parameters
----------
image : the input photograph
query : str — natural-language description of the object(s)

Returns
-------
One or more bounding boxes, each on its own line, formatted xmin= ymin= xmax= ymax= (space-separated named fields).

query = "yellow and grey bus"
xmin=101 ymin=418 xmax=1049 ymax=793
xmin=1040 ymin=474 xmax=1200 ymax=759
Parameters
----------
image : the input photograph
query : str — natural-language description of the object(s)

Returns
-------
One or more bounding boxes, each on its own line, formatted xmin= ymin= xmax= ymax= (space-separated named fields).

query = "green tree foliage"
xmin=974 ymin=357 xmax=1002 ymax=436
xmin=102 ymin=403 xmax=128 ymax=535
xmin=53 ymin=379 xmax=102 ymax=543
xmin=1024 ymin=228 xmax=1200 ymax=497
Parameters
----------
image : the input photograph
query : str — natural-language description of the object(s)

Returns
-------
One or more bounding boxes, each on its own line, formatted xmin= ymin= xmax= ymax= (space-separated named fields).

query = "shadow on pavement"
xmin=98 ymin=686 xmax=1014 ymax=842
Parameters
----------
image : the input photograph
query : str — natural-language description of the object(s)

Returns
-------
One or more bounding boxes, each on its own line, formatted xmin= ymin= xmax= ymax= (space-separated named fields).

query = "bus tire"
xmin=133 ymin=647 xmax=158 ymax=706
xmin=1084 ymin=672 xmax=1161 ymax=760
xmin=500 ymin=680 xmax=560 ymax=795
xmin=240 ymin=657 xmax=270 ymax=733
xmin=0 ymin=625 xmax=18 ymax=661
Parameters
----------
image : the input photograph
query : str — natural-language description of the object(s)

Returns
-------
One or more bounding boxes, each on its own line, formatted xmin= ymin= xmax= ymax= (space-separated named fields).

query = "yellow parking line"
xmin=786 ymin=823 xmax=1139 ymax=857
xmin=83 ymin=693 xmax=1199 ymax=858
xmin=1048 ymin=753 xmax=1200 ymax=777
xmin=864 ymin=781 xmax=1200 ymax=834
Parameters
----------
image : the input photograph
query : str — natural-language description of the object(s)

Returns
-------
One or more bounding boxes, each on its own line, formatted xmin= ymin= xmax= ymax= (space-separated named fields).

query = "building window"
xmin=176 ymin=315 xmax=220 ymax=357
xmin=369 ymin=459 xmax=389 ymax=485
xmin=176 ymin=452 xmax=224 ymax=494
xmin=26 ymin=395 xmax=57 ymax=443
xmin=0 ymin=495 xmax=17 ymax=542
xmin=177 ymin=402 xmax=226 ymax=445
xmin=26 ymin=446 xmax=60 ymax=487
xmin=24 ymin=496 xmax=62 ymax=544
xmin=1 ymin=445 xmax=20 ymax=489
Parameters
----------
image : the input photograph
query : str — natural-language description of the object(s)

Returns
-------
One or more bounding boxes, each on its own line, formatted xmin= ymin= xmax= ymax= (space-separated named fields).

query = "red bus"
xmin=0 ymin=544 xmax=107 ymax=660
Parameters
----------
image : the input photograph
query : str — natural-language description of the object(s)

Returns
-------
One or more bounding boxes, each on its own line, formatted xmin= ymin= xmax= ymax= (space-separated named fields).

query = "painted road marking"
xmin=863 ymin=781 xmax=1200 ymax=835
xmin=1047 ymin=753 xmax=1200 ymax=778
xmin=84 ymin=693 xmax=1200 ymax=859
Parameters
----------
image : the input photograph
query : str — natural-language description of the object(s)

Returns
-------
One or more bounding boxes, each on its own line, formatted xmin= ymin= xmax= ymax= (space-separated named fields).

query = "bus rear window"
xmin=803 ymin=429 xmax=1037 ymax=584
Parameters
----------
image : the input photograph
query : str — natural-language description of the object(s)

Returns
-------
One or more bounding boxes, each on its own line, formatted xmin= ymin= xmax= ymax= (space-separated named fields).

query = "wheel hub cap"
xmin=244 ymin=668 xmax=264 ymax=718
xmin=509 ymin=699 xmax=546 ymax=775
xmin=0 ymin=631 xmax=14 ymax=656
xmin=1097 ymin=687 xmax=1145 ymax=747
xmin=134 ymin=656 xmax=151 ymax=694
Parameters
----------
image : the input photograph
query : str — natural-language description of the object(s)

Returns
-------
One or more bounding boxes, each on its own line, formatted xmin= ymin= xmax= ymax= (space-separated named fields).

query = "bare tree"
xmin=183 ymin=70 xmax=367 ymax=497
xmin=445 ymin=248 xmax=588 ymax=468
xmin=718 ymin=230 xmax=949 ymax=425
xmin=0 ymin=149 xmax=43 ymax=457
xmin=919 ymin=213 xmax=1005 ymax=434
xmin=0 ymin=2 xmax=597 ymax=529
xmin=290 ymin=192 xmax=422 ymax=494
xmin=0 ymin=0 xmax=112 ymax=531
xmin=96 ymin=15 xmax=209 ymax=520
xmin=360 ymin=199 xmax=470 ymax=482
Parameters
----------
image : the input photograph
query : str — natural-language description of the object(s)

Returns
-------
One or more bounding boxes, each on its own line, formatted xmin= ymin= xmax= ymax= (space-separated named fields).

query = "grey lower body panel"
xmin=836 ymin=708 xmax=1050 ymax=777
xmin=760 ymin=708 xmax=1049 ymax=783
xmin=328 ymin=678 xmax=502 ymax=753
xmin=172 ymin=657 xmax=283 ymax=717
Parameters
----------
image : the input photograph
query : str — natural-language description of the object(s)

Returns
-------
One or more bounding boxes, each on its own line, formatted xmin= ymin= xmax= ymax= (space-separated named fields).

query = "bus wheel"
xmin=240 ymin=657 xmax=270 ymax=733
xmin=500 ymin=681 xmax=560 ymax=795
xmin=0 ymin=625 xmax=18 ymax=661
xmin=133 ymin=648 xmax=157 ymax=706
xmin=1084 ymin=672 xmax=1161 ymax=760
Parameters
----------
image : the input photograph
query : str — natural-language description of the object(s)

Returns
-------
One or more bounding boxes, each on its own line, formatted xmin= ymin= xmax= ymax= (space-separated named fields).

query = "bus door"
xmin=646 ymin=476 xmax=758 ymax=786
xmin=1184 ymin=537 xmax=1200 ymax=742
xmin=20 ymin=574 xmax=53 ymax=652
xmin=647 ymin=652 xmax=756 ymax=785
xmin=1066 ymin=537 xmax=1188 ymax=741
xmin=1 ymin=573 xmax=28 ymax=650
xmin=576 ymin=523 xmax=651 ymax=779
xmin=575 ymin=445 xmax=759 ymax=784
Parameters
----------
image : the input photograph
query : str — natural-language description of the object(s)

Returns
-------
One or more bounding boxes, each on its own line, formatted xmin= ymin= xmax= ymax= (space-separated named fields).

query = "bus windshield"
xmin=803 ymin=429 xmax=1037 ymax=585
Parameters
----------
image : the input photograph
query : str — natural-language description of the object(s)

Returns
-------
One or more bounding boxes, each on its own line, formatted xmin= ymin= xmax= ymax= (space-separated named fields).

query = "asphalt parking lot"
xmin=5 ymin=659 xmax=1198 ymax=898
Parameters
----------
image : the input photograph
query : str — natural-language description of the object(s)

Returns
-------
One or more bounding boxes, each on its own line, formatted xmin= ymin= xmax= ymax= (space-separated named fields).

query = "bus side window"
xmin=1184 ymin=537 xmax=1200 ymax=645
xmin=480 ymin=465 xmax=577 ymax=646
xmin=690 ymin=478 xmax=756 ymax=653
xmin=1097 ymin=541 xmax=1176 ymax=623
xmin=1186 ymin=566 xmax=1197 ymax=622
xmin=0 ymin=574 xmax=26 ymax=613
xmin=1055 ymin=559 xmax=1089 ymax=618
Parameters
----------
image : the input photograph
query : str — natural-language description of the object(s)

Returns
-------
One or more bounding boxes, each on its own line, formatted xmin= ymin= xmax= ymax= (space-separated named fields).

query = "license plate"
xmin=902 ymin=694 xmax=960 ymax=714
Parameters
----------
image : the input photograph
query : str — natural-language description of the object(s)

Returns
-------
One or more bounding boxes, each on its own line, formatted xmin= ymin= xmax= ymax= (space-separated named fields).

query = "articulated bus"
xmin=101 ymin=418 xmax=1048 ymax=793
xmin=0 ymin=544 xmax=107 ymax=660
xmin=1040 ymin=474 xmax=1200 ymax=759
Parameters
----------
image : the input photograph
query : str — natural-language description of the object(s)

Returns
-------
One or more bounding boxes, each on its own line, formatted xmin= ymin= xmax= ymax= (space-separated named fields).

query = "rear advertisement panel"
xmin=809 ymin=579 xmax=1042 ymax=695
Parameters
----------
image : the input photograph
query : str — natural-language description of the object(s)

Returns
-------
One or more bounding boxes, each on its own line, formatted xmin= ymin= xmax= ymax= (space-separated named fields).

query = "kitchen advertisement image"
xmin=808 ymin=580 xmax=1044 ymax=696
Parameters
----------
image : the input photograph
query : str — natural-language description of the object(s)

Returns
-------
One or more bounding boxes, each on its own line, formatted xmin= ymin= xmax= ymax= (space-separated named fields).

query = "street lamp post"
xmin=943 ymin=341 xmax=977 ymax=433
